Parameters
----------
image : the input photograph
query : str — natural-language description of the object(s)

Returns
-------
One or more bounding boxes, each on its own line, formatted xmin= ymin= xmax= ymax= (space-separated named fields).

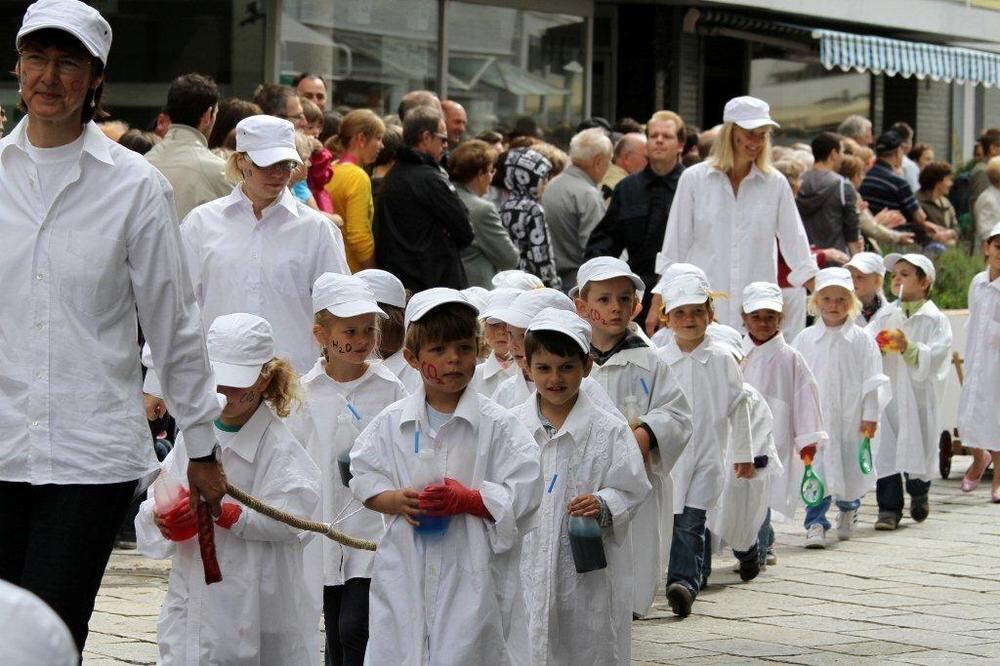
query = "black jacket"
xmin=373 ymin=146 xmax=473 ymax=291
xmin=585 ymin=163 xmax=683 ymax=290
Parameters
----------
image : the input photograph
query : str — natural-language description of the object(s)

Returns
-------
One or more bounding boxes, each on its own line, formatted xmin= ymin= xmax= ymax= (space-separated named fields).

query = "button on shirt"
xmin=658 ymin=161 xmax=818 ymax=326
xmin=180 ymin=185 xmax=350 ymax=373
xmin=0 ymin=120 xmax=220 ymax=484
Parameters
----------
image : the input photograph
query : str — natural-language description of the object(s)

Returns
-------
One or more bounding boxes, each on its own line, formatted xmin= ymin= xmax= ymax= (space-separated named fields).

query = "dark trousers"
xmin=0 ymin=479 xmax=138 ymax=654
xmin=876 ymin=473 xmax=930 ymax=518
xmin=324 ymin=578 xmax=371 ymax=666
xmin=667 ymin=507 xmax=709 ymax=597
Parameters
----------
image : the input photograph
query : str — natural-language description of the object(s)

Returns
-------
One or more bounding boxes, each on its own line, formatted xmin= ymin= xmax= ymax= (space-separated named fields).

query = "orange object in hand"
xmin=799 ymin=444 xmax=817 ymax=465
xmin=876 ymin=329 xmax=905 ymax=353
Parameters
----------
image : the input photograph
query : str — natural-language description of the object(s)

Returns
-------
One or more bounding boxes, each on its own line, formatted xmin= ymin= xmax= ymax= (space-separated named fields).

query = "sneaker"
xmin=874 ymin=512 xmax=899 ymax=530
xmin=666 ymin=583 xmax=693 ymax=617
xmin=804 ymin=524 xmax=826 ymax=549
xmin=765 ymin=549 xmax=777 ymax=565
xmin=910 ymin=495 xmax=929 ymax=522
xmin=739 ymin=557 xmax=761 ymax=582
xmin=837 ymin=509 xmax=857 ymax=541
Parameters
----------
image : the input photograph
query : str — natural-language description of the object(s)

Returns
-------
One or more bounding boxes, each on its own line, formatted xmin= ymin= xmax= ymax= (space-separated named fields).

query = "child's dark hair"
xmin=524 ymin=329 xmax=589 ymax=365
xmin=377 ymin=303 xmax=406 ymax=358
xmin=404 ymin=302 xmax=479 ymax=355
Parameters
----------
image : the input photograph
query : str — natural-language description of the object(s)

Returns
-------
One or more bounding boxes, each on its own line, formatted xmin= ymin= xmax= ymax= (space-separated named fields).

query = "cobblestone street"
xmin=86 ymin=457 xmax=1000 ymax=665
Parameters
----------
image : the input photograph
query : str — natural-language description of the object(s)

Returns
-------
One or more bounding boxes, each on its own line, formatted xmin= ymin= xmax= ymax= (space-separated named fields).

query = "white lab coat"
xmin=658 ymin=336 xmax=753 ymax=511
xmin=866 ymin=300 xmax=952 ymax=481
xmin=380 ymin=350 xmax=422 ymax=394
xmin=794 ymin=320 xmax=889 ymax=500
xmin=708 ymin=384 xmax=783 ymax=552
xmin=741 ymin=333 xmax=828 ymax=521
xmin=350 ymin=386 xmax=541 ymax=666
xmin=136 ymin=405 xmax=321 ymax=666
xmin=510 ymin=392 xmax=650 ymax=665
xmin=957 ymin=271 xmax=1000 ymax=451
xmin=0 ymin=579 xmax=76 ymax=666
xmin=287 ymin=359 xmax=407 ymax=625
xmin=588 ymin=343 xmax=693 ymax=617
xmin=470 ymin=352 xmax=518 ymax=398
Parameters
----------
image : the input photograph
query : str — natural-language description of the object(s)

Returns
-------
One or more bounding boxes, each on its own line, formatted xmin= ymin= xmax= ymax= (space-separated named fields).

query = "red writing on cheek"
xmin=421 ymin=362 xmax=445 ymax=385
xmin=589 ymin=309 xmax=608 ymax=325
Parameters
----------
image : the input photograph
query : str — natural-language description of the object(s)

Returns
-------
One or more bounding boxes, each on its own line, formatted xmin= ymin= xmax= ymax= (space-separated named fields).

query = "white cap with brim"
xmin=18 ymin=0 xmax=113 ymax=65
xmin=404 ymin=288 xmax=478 ymax=329
xmin=988 ymin=221 xmax=1000 ymax=241
xmin=355 ymin=269 xmax=406 ymax=309
xmin=461 ymin=287 xmax=490 ymax=312
xmin=845 ymin=251 xmax=886 ymax=277
xmin=652 ymin=263 xmax=708 ymax=295
xmin=312 ymin=273 xmax=386 ymax=319
xmin=208 ymin=313 xmax=275 ymax=389
xmin=526 ymin=308 xmax=591 ymax=355
xmin=814 ymin=267 xmax=855 ymax=293
xmin=742 ymin=281 xmax=783 ymax=314
xmin=491 ymin=270 xmax=544 ymax=291
xmin=571 ymin=256 xmax=645 ymax=298
xmin=662 ymin=274 xmax=712 ymax=313
xmin=235 ymin=115 xmax=301 ymax=167
xmin=480 ymin=288 xmax=521 ymax=322
xmin=723 ymin=95 xmax=780 ymax=130
xmin=708 ymin=322 xmax=745 ymax=361
xmin=884 ymin=253 xmax=936 ymax=285
xmin=491 ymin=288 xmax=575 ymax=329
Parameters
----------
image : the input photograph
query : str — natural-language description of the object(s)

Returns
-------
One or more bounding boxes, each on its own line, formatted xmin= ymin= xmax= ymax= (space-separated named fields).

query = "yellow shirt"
xmin=327 ymin=161 xmax=374 ymax=272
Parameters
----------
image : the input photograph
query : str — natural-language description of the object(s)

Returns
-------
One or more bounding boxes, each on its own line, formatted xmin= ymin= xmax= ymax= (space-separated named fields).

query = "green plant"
xmin=930 ymin=248 xmax=984 ymax=310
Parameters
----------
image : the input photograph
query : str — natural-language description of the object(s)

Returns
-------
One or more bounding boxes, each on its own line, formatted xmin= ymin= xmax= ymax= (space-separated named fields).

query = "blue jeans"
xmin=667 ymin=507 xmax=708 ymax=597
xmin=756 ymin=509 xmax=773 ymax=565
xmin=803 ymin=496 xmax=862 ymax=530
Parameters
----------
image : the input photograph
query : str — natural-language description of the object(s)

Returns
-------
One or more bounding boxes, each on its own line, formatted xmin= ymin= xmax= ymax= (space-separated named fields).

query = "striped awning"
xmin=813 ymin=29 xmax=1000 ymax=87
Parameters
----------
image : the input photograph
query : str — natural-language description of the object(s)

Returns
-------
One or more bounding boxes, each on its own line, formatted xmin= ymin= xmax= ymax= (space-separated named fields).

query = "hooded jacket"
xmin=499 ymin=148 xmax=561 ymax=289
xmin=795 ymin=169 xmax=859 ymax=255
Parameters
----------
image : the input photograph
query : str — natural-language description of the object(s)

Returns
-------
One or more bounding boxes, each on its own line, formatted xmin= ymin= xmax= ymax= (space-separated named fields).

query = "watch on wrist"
xmin=190 ymin=443 xmax=222 ymax=463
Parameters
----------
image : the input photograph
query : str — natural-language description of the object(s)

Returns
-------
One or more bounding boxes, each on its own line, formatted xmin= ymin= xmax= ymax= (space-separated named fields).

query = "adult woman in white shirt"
xmin=652 ymin=97 xmax=818 ymax=329
xmin=0 ymin=0 xmax=225 ymax=654
xmin=973 ymin=157 xmax=1000 ymax=247
xmin=180 ymin=115 xmax=350 ymax=373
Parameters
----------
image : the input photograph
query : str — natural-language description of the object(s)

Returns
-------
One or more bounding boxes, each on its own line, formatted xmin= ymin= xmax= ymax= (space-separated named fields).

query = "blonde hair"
xmin=224 ymin=151 xmax=249 ymax=183
xmin=986 ymin=156 xmax=1000 ymax=188
xmin=329 ymin=109 xmax=385 ymax=157
xmin=708 ymin=122 xmax=773 ymax=174
xmin=260 ymin=357 xmax=300 ymax=418
xmin=806 ymin=286 xmax=862 ymax=321
xmin=531 ymin=142 xmax=568 ymax=177
xmin=314 ymin=309 xmax=383 ymax=362
xmin=647 ymin=110 xmax=685 ymax=141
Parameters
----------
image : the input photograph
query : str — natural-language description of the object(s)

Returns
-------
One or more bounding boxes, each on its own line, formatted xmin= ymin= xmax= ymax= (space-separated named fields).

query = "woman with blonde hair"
xmin=652 ymin=96 xmax=818 ymax=329
xmin=326 ymin=108 xmax=386 ymax=272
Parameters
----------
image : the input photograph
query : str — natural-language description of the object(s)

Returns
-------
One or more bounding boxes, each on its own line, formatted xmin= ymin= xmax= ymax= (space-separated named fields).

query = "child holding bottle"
xmin=136 ymin=314 xmax=320 ymax=665
xmin=349 ymin=289 xmax=541 ymax=665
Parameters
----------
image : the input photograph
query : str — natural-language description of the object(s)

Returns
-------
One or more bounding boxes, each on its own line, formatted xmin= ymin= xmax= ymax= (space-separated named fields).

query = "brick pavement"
xmin=84 ymin=456 xmax=1000 ymax=665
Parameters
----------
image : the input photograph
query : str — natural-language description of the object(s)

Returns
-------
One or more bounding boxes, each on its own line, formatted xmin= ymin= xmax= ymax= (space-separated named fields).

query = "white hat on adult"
xmin=17 ymin=0 xmax=112 ymax=65
xmin=723 ymin=96 xmax=780 ymax=130
xmin=235 ymin=115 xmax=302 ymax=167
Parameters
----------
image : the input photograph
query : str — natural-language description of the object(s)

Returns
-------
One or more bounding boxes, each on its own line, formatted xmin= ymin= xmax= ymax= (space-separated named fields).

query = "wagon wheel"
xmin=939 ymin=430 xmax=953 ymax=479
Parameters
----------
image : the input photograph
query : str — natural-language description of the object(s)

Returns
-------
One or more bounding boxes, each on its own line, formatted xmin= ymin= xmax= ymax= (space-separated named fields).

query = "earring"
xmin=90 ymin=99 xmax=96 ymax=109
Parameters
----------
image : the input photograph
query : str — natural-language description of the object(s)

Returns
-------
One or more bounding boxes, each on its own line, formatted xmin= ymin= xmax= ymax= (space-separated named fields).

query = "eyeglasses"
xmin=433 ymin=132 xmax=449 ymax=144
xmin=280 ymin=112 xmax=306 ymax=123
xmin=249 ymin=159 xmax=298 ymax=174
xmin=18 ymin=51 xmax=90 ymax=77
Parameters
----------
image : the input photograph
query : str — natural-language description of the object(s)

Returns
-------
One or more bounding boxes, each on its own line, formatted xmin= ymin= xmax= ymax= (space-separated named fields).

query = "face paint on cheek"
xmin=420 ymin=361 xmax=445 ymax=384
xmin=589 ymin=309 xmax=608 ymax=325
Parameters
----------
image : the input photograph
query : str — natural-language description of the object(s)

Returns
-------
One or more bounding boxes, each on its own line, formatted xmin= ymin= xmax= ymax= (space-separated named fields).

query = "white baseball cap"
xmin=989 ymin=221 xmax=1000 ymax=241
xmin=723 ymin=96 xmax=780 ymax=130
xmin=491 ymin=288 xmax=575 ymax=329
xmin=652 ymin=262 xmax=708 ymax=295
xmin=526 ymin=308 xmax=591 ymax=355
xmin=814 ymin=267 xmax=855 ymax=293
xmin=355 ymin=269 xmax=406 ymax=309
xmin=572 ymin=256 xmax=644 ymax=298
xmin=207 ymin=313 xmax=275 ymax=388
xmin=845 ymin=252 xmax=886 ymax=277
xmin=235 ymin=115 xmax=301 ymax=167
xmin=742 ymin=282 xmax=783 ymax=314
xmin=312 ymin=273 xmax=386 ymax=319
xmin=661 ymin=274 xmax=712 ymax=313
xmin=492 ymin=270 xmax=544 ymax=291
xmin=480 ymin=288 xmax=521 ymax=322
xmin=709 ymin=322 xmax=745 ymax=361
xmin=884 ymin=253 xmax=936 ymax=285
xmin=18 ymin=0 xmax=113 ymax=66
xmin=461 ymin=287 xmax=490 ymax=312
xmin=404 ymin=288 xmax=478 ymax=329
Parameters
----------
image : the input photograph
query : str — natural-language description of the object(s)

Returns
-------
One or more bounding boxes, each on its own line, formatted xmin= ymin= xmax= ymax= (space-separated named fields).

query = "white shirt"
xmin=469 ymin=352 xmax=517 ymax=398
xmin=349 ymin=386 xmax=541 ymax=666
xmin=657 ymin=161 xmax=819 ymax=326
xmin=379 ymin=350 xmax=421 ymax=394
xmin=958 ymin=271 xmax=1000 ymax=450
xmin=0 ymin=119 xmax=220 ymax=483
xmin=180 ymin=185 xmax=349 ymax=373
xmin=136 ymin=404 xmax=321 ymax=666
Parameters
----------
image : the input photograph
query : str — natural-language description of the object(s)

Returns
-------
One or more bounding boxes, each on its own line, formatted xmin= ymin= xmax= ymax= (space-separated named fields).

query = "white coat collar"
xmin=741 ymin=331 xmax=785 ymax=360
xmin=162 ymin=123 xmax=209 ymax=147
xmin=987 ymin=270 xmax=1000 ymax=291
xmin=301 ymin=357 xmax=399 ymax=389
xmin=223 ymin=182 xmax=300 ymax=218
xmin=2 ymin=118 xmax=113 ymax=166
xmin=223 ymin=403 xmax=274 ymax=463
xmin=399 ymin=384 xmax=481 ymax=433
xmin=525 ymin=389 xmax=596 ymax=447
xmin=659 ymin=335 xmax=713 ymax=365
xmin=481 ymin=353 xmax=512 ymax=380
xmin=814 ymin=318 xmax=854 ymax=341
xmin=905 ymin=298 xmax=943 ymax=321
xmin=596 ymin=343 xmax=653 ymax=370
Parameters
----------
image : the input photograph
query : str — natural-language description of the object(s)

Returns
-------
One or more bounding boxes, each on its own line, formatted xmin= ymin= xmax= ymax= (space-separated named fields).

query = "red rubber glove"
xmin=419 ymin=478 xmax=492 ymax=519
xmin=215 ymin=502 xmax=242 ymax=530
xmin=160 ymin=488 xmax=198 ymax=542
xmin=799 ymin=444 xmax=817 ymax=464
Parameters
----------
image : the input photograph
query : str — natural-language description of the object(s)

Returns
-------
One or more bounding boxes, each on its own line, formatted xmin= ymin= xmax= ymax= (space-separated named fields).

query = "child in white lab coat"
xmin=739 ymin=282 xmax=826 ymax=565
xmin=470 ymin=288 xmax=521 ymax=397
xmin=868 ymin=254 xmax=952 ymax=529
xmin=136 ymin=314 xmax=320 ymax=665
xmin=510 ymin=308 xmax=650 ymax=665
xmin=355 ymin=268 xmax=421 ymax=394
xmin=349 ymin=289 xmax=541 ymax=666
xmin=656 ymin=273 xmax=752 ymax=617
xmin=794 ymin=268 xmax=889 ymax=547
xmin=289 ymin=273 xmax=408 ymax=666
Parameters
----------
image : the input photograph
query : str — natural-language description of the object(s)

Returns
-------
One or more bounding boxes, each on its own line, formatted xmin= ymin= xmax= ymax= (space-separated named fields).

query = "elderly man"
xmin=838 ymin=114 xmax=873 ymax=148
xmin=542 ymin=127 xmax=613 ymax=291
xmin=441 ymin=99 xmax=468 ymax=145
xmin=397 ymin=89 xmax=442 ymax=121
xmin=293 ymin=71 xmax=327 ymax=109
xmin=600 ymin=132 xmax=647 ymax=201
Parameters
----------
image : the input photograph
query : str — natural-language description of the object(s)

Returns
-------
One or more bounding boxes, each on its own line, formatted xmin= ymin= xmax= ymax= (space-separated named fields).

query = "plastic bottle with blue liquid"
xmin=412 ymin=441 xmax=450 ymax=536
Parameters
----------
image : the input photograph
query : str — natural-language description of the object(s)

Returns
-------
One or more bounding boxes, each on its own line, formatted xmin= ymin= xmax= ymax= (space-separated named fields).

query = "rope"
xmin=225 ymin=483 xmax=377 ymax=551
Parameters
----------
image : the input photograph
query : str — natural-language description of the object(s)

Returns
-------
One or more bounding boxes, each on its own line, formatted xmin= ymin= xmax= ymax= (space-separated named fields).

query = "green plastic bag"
xmin=858 ymin=436 xmax=874 ymax=475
